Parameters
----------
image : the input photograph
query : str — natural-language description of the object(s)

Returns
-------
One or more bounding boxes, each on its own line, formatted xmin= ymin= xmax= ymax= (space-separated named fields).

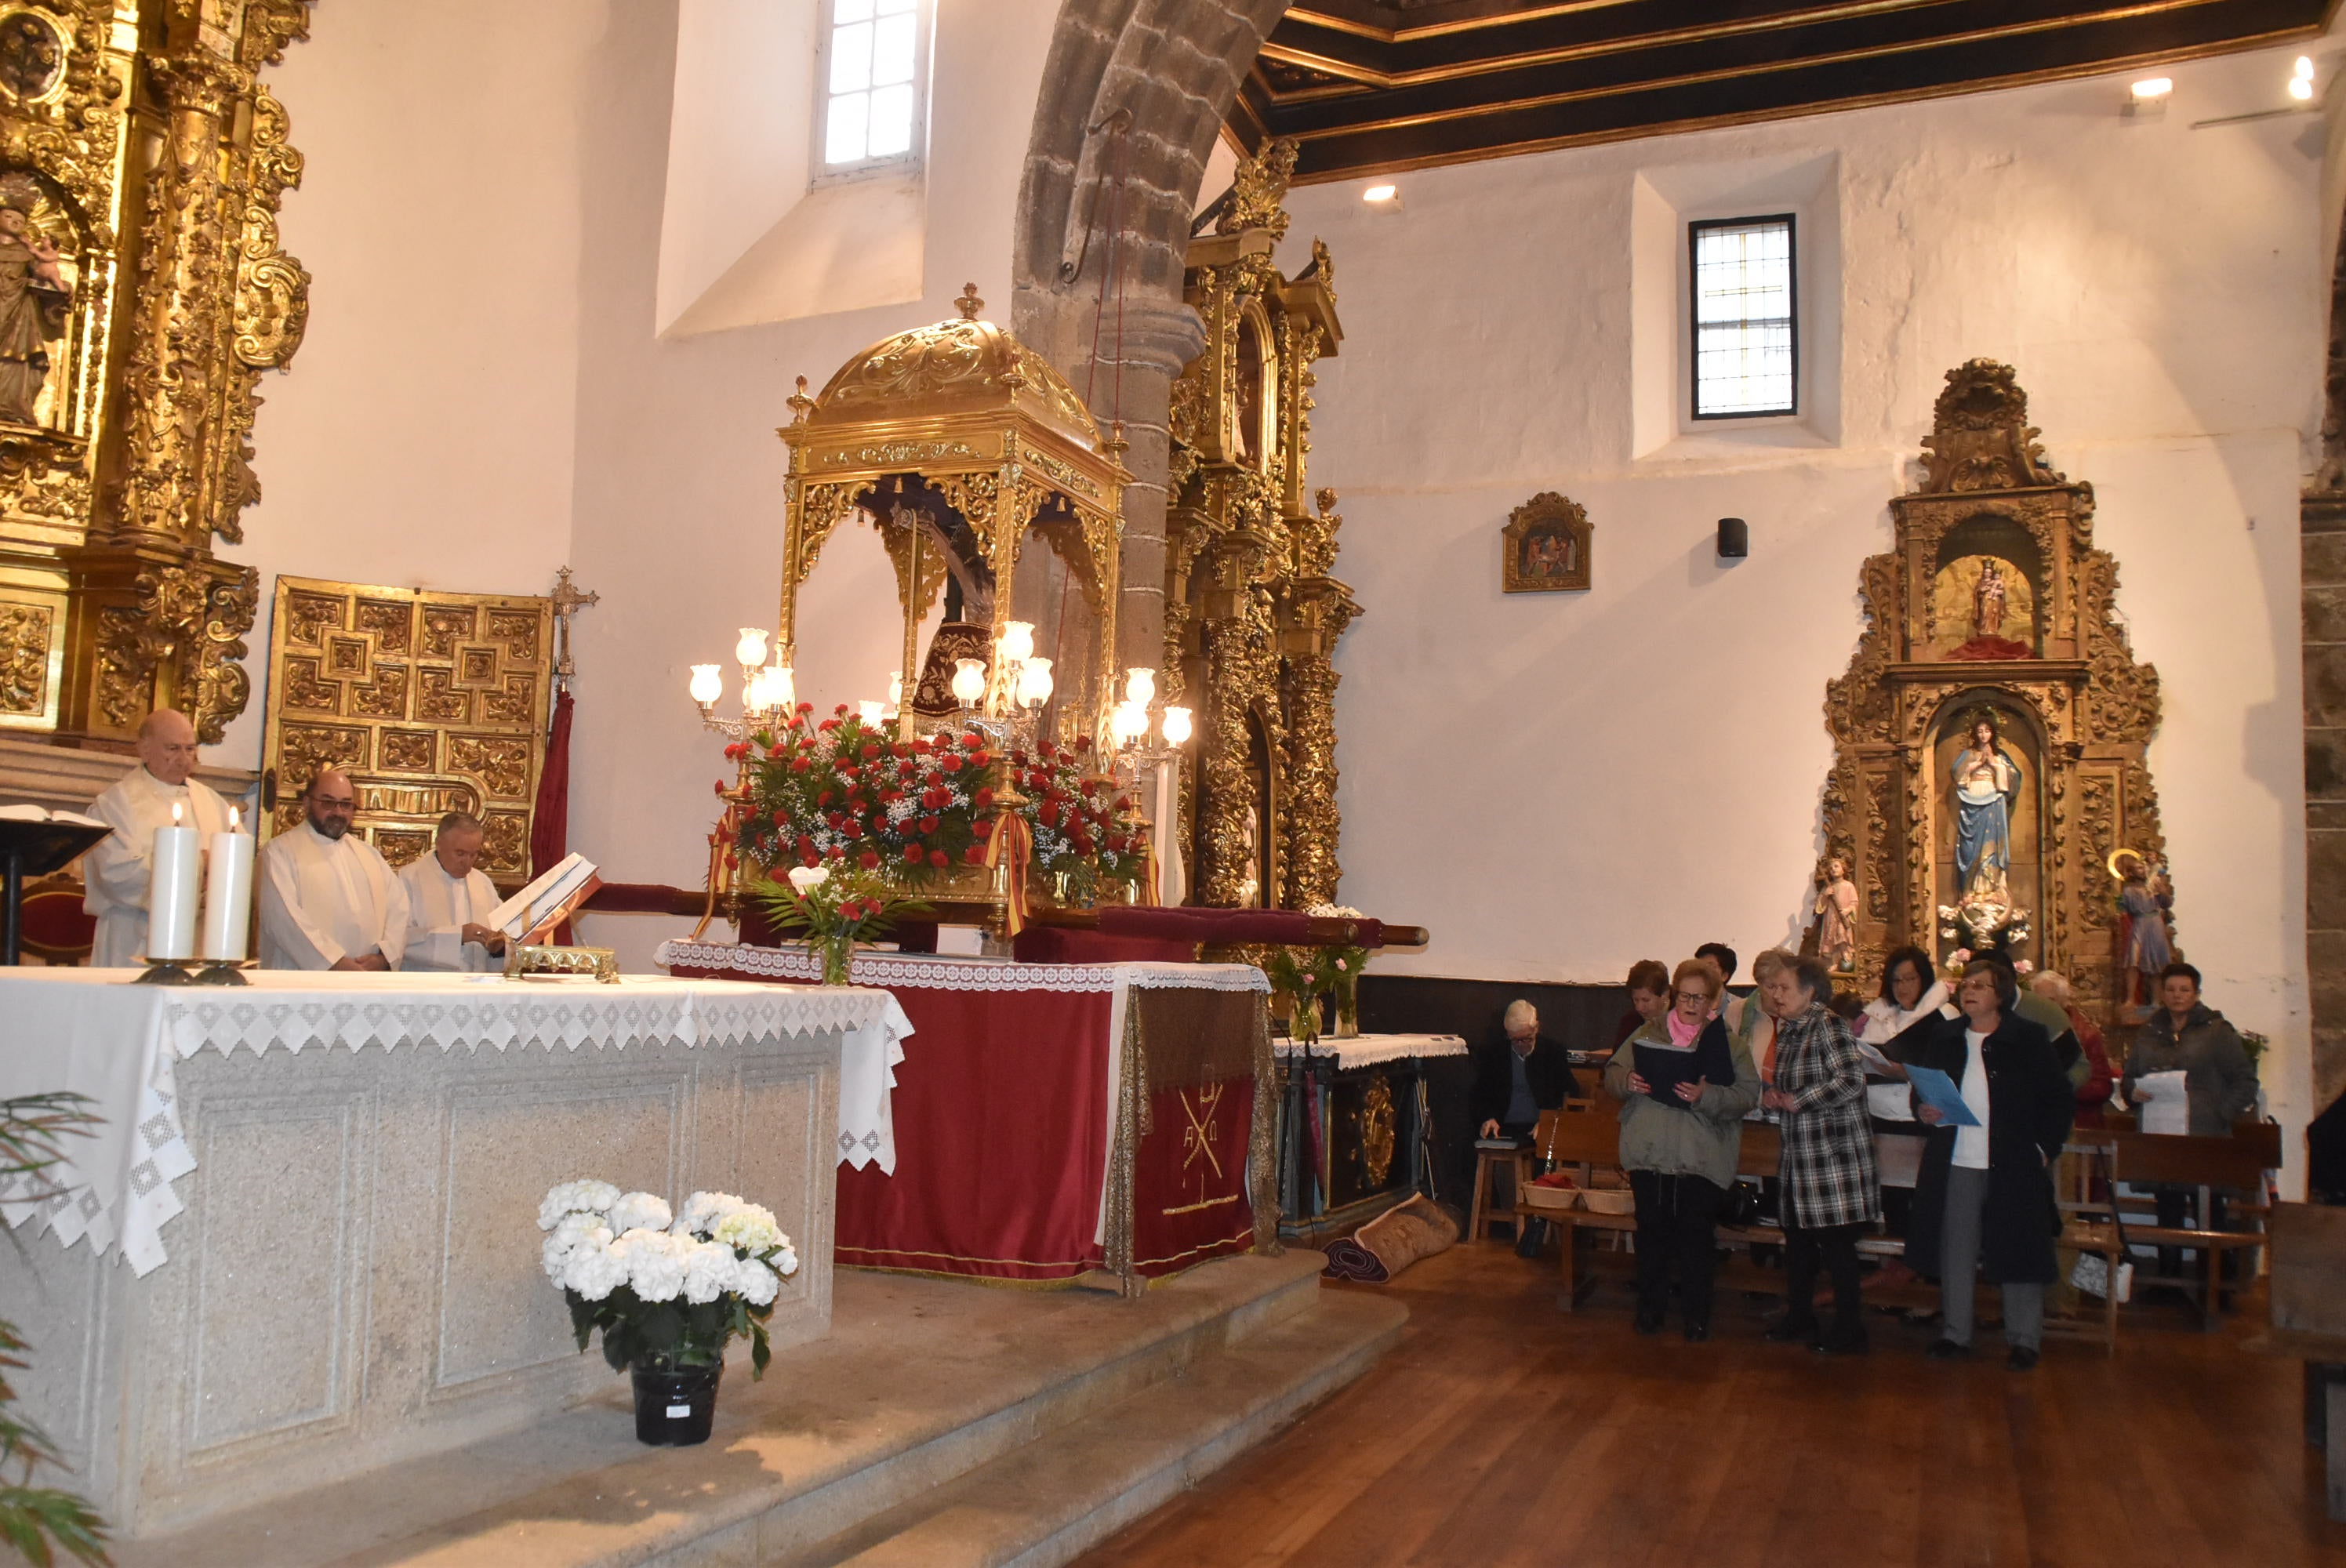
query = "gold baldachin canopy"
xmin=801 ymin=284 xmax=1106 ymax=456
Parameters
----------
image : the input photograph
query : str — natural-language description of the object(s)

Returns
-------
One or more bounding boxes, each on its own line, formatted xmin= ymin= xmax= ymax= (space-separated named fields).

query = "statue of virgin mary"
xmin=1951 ymin=713 xmax=2021 ymax=899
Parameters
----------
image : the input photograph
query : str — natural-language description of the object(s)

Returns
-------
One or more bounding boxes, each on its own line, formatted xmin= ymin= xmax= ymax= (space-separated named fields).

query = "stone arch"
xmin=1011 ymin=0 xmax=1287 ymax=672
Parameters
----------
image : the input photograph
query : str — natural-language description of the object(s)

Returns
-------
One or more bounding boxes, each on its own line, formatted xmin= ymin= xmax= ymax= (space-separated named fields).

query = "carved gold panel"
xmin=260 ymin=577 xmax=553 ymax=881
xmin=0 ymin=565 xmax=65 ymax=728
xmin=0 ymin=1 xmax=314 ymax=746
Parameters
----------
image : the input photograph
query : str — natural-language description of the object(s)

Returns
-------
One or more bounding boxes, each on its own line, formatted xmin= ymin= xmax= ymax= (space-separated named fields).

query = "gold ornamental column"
xmin=53 ymin=4 xmax=310 ymax=750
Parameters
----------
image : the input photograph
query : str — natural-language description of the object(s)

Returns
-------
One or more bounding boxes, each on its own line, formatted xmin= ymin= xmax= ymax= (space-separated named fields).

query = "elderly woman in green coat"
xmin=1604 ymin=956 xmax=1760 ymax=1341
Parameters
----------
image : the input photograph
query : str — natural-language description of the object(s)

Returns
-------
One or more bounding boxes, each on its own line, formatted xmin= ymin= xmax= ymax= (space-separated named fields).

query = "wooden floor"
xmin=1071 ymin=1242 xmax=2346 ymax=1568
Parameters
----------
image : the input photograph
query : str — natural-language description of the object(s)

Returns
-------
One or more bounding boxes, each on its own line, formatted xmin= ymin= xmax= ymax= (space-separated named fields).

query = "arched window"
xmin=819 ymin=0 xmax=925 ymax=178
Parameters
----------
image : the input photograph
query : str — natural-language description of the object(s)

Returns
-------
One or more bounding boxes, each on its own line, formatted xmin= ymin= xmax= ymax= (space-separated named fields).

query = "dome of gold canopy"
xmin=800 ymin=284 xmax=1106 ymax=455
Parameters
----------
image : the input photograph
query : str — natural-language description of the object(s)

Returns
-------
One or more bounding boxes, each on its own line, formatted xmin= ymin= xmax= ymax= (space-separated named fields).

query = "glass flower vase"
xmin=1332 ymin=979 xmax=1360 ymax=1039
xmin=1287 ymin=990 xmax=1322 ymax=1046
xmin=812 ymin=935 xmax=854 ymax=986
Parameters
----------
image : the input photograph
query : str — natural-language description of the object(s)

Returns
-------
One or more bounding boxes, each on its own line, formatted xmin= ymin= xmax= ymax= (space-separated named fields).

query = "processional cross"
xmin=550 ymin=565 xmax=599 ymax=694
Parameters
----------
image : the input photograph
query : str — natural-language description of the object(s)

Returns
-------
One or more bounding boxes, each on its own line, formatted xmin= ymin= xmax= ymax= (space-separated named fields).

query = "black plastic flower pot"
xmin=631 ymin=1360 xmax=722 ymax=1446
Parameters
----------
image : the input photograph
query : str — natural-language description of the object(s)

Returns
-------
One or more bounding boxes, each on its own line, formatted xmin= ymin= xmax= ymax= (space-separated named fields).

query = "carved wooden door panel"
xmin=259 ymin=577 xmax=553 ymax=882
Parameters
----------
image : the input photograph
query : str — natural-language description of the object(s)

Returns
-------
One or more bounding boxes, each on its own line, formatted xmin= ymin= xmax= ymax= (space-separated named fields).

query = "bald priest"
xmin=83 ymin=709 xmax=236 ymax=967
xmin=258 ymin=768 xmax=410 ymax=971
xmin=398 ymin=811 xmax=508 ymax=973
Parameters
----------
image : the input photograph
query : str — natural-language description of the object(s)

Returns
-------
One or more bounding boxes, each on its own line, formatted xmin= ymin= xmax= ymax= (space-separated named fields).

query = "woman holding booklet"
xmin=1902 ymin=957 xmax=2075 ymax=1370
xmin=1604 ymin=957 xmax=1760 ymax=1342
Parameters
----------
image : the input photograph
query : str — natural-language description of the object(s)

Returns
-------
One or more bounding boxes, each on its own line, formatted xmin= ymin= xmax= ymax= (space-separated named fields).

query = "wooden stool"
xmin=1468 ymin=1144 xmax=1534 ymax=1242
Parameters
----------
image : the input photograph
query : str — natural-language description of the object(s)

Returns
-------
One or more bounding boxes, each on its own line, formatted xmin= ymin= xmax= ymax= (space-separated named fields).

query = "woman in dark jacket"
xmin=1908 ymin=958 xmax=2075 ymax=1371
xmin=1760 ymin=953 xmax=1879 ymax=1355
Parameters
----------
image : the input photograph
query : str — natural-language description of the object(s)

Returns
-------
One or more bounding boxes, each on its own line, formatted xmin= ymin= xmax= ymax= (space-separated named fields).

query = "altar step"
xmin=781 ymin=1286 xmax=1400 ymax=1568
xmin=112 ymin=1249 xmax=1402 ymax=1568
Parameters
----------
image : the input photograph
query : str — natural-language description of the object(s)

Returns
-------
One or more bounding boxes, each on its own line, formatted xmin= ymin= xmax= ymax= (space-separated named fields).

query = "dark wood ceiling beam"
xmin=1269 ymin=0 xmax=1970 ymax=82
xmin=1278 ymin=15 xmax=2322 ymax=181
xmin=1263 ymin=0 xmax=2312 ymax=140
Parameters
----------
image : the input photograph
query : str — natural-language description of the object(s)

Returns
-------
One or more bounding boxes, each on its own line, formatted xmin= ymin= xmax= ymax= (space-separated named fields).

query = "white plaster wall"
xmin=218 ymin=0 xmax=596 ymax=771
xmin=1280 ymin=42 xmax=2328 ymax=1174
xmin=556 ymin=0 xmax=1060 ymax=968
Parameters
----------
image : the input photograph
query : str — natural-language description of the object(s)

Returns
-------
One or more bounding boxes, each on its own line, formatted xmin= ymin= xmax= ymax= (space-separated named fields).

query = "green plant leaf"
xmin=750 ymin=1321 xmax=771 ymax=1381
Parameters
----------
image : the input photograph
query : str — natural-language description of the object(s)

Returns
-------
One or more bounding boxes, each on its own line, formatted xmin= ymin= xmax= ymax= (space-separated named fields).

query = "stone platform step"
xmin=114 ymin=1249 xmax=1400 ymax=1568
xmin=784 ymin=1290 xmax=1404 ymax=1568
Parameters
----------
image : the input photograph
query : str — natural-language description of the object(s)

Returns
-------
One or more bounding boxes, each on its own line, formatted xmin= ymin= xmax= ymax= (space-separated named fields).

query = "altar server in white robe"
xmin=258 ymin=767 xmax=409 ymax=971
xmin=397 ymin=811 xmax=507 ymax=972
xmin=83 ymin=709 xmax=236 ymax=967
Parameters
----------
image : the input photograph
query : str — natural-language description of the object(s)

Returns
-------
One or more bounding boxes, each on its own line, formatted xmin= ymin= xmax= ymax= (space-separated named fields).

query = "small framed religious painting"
xmin=1502 ymin=492 xmax=1592 ymax=593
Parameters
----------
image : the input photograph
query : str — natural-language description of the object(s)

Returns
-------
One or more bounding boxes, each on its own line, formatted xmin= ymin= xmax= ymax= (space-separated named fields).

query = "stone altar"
xmin=0 ymin=970 xmax=881 ymax=1537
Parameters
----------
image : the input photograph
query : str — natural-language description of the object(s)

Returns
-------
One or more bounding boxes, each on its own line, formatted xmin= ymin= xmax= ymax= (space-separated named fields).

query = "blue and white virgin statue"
xmin=1951 ymin=715 xmax=2021 ymax=898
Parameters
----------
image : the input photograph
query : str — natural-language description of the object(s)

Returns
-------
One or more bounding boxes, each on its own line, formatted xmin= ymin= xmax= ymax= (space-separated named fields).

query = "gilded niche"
xmin=0 ymin=0 xmax=314 ymax=748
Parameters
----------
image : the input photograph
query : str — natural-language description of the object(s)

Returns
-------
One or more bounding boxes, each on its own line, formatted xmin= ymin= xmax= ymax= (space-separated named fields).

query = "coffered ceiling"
xmin=1228 ymin=1 xmax=2338 ymax=183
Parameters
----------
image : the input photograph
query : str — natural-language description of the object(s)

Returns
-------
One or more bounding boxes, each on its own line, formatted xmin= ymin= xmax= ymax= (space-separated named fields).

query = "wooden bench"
xmin=1516 ymin=1109 xmax=1815 ymax=1311
xmin=2104 ymin=1125 xmax=2277 ymax=1323
xmin=2244 ymin=1203 xmax=2346 ymax=1522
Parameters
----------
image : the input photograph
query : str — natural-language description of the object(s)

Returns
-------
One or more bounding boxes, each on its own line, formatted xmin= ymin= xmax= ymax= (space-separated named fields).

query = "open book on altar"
xmin=0 ymin=804 xmax=105 ymax=827
xmin=488 ymin=852 xmax=602 ymax=942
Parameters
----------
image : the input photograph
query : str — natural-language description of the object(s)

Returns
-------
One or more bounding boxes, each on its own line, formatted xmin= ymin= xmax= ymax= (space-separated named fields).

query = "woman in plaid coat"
xmin=1761 ymin=953 xmax=1880 ymax=1354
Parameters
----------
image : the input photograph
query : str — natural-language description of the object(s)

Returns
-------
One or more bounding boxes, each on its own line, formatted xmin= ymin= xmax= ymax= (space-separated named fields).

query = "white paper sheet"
xmin=2136 ymin=1069 xmax=2190 ymax=1134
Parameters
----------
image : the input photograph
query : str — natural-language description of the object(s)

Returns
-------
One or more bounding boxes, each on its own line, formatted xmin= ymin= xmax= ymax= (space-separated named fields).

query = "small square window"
xmin=1690 ymin=216 xmax=1796 ymax=419
xmin=819 ymin=0 xmax=923 ymax=176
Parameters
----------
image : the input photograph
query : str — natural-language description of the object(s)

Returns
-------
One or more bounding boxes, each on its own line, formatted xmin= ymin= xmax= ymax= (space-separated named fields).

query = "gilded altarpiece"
xmin=1821 ymin=361 xmax=2166 ymax=1022
xmin=1166 ymin=140 xmax=1358 ymax=910
xmin=260 ymin=577 xmax=553 ymax=881
xmin=0 ymin=0 xmax=309 ymax=746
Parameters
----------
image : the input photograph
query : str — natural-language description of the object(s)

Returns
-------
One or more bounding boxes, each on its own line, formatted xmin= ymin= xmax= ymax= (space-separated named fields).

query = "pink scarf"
xmin=1666 ymin=1007 xmax=1702 ymax=1049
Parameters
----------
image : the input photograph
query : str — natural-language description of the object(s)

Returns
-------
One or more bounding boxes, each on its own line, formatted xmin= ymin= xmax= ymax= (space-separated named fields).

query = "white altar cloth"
xmin=0 ymin=968 xmax=900 ymax=1276
xmin=1273 ymin=1033 xmax=1469 ymax=1069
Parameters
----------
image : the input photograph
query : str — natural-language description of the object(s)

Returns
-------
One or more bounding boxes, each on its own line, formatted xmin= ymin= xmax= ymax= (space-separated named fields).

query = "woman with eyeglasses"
xmin=1605 ymin=957 xmax=1760 ymax=1341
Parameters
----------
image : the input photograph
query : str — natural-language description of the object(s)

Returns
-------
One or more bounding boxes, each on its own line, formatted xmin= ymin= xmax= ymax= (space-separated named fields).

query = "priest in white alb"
xmin=397 ymin=811 xmax=508 ymax=972
xmin=258 ymin=767 xmax=410 ymax=971
xmin=83 ymin=708 xmax=236 ymax=967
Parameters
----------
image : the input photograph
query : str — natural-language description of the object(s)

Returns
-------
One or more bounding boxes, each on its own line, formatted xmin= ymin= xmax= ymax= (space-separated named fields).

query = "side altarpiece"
xmin=1164 ymin=140 xmax=1358 ymax=911
xmin=1821 ymin=361 xmax=2167 ymax=1022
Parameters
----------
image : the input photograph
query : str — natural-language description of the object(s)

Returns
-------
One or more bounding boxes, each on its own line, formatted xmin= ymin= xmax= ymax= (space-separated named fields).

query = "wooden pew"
xmin=2246 ymin=1203 xmax=2346 ymax=1522
xmin=2107 ymin=1127 xmax=2276 ymax=1323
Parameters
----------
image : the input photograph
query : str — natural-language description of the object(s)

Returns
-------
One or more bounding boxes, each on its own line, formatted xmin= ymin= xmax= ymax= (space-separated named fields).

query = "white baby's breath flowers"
xmin=605 ymin=1191 xmax=674 ymax=1236
xmin=537 ymin=1178 xmax=619 ymax=1231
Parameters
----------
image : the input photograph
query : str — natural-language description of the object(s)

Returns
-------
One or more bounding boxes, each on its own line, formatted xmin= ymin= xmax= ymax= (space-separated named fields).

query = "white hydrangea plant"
xmin=537 ymin=1181 xmax=801 ymax=1378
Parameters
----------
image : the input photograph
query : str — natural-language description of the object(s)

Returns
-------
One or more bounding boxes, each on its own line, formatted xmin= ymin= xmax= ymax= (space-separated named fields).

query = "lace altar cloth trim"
xmin=656 ymin=940 xmax=1269 ymax=995
xmin=1273 ymin=1033 xmax=1469 ymax=1068
xmin=0 ymin=969 xmax=888 ymax=1277
xmin=154 ymin=972 xmax=884 ymax=1056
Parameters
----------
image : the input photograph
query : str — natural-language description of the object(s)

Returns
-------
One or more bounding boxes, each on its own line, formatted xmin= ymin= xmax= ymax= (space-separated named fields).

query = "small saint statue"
xmin=1813 ymin=856 xmax=1859 ymax=973
xmin=1972 ymin=559 xmax=2009 ymax=641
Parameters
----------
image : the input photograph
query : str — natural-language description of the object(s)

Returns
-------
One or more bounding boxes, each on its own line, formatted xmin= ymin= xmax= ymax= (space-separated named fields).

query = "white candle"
xmin=200 ymin=805 xmax=252 ymax=962
xmin=147 ymin=801 xmax=201 ymax=960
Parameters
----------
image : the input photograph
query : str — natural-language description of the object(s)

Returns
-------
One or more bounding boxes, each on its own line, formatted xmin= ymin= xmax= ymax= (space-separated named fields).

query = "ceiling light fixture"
xmin=2290 ymin=56 xmax=2315 ymax=101
xmin=1362 ymin=183 xmax=1397 ymax=205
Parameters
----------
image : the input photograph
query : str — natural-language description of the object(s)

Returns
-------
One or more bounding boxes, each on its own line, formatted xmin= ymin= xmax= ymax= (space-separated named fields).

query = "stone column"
xmin=2304 ymin=488 xmax=2346 ymax=1115
xmin=1088 ymin=299 xmax=1204 ymax=676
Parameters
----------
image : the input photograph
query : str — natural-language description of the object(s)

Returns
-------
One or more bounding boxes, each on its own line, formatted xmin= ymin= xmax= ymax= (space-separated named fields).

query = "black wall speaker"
xmin=1716 ymin=517 xmax=1749 ymax=558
